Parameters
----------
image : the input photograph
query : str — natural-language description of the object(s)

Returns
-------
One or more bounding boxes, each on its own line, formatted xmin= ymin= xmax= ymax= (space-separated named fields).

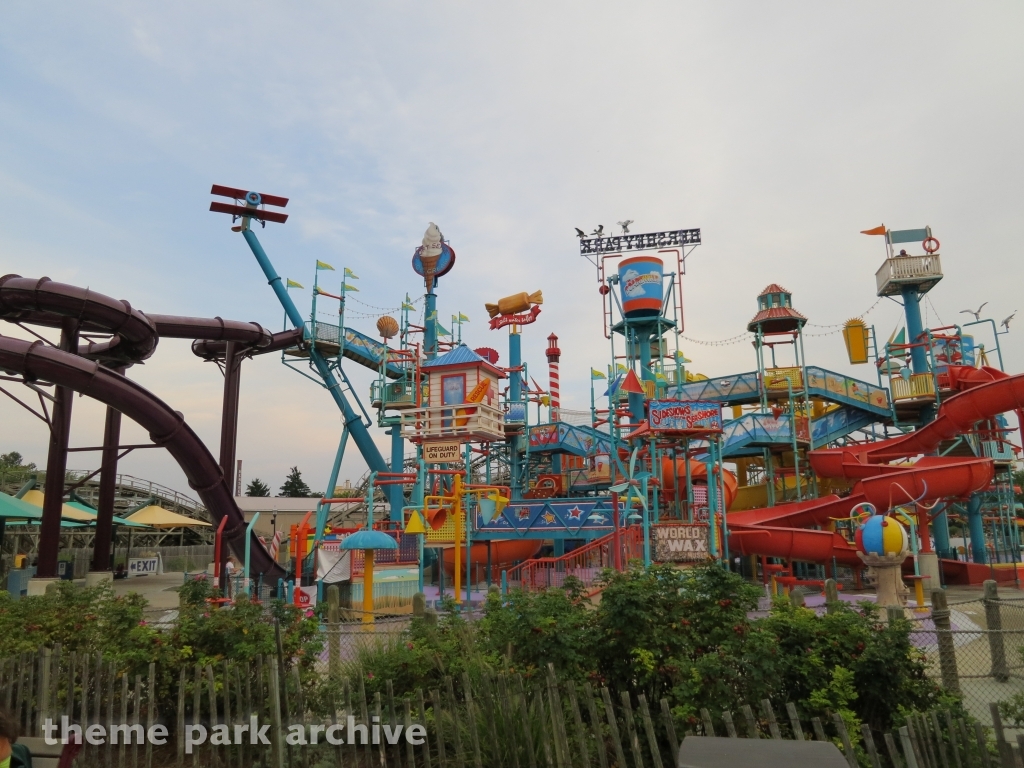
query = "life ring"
xmin=922 ymin=236 xmax=940 ymax=254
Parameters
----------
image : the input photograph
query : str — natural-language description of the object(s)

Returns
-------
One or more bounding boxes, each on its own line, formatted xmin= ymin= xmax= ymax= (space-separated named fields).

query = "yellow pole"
xmin=913 ymin=578 xmax=926 ymax=612
xmin=453 ymin=473 xmax=462 ymax=606
xmin=363 ymin=549 xmax=375 ymax=625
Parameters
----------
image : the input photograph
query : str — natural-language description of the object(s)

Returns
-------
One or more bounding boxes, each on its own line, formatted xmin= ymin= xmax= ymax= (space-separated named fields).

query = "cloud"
xmin=0 ymin=1 xmax=1022 ymax=492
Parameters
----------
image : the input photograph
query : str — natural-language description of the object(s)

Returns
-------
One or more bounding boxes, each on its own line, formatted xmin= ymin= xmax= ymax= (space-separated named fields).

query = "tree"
xmin=245 ymin=478 xmax=271 ymax=497
xmin=278 ymin=467 xmax=314 ymax=498
xmin=0 ymin=451 xmax=36 ymax=471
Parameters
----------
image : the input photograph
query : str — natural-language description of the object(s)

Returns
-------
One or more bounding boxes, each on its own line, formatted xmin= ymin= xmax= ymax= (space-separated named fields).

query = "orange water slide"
xmin=728 ymin=368 xmax=1024 ymax=566
xmin=441 ymin=539 xmax=542 ymax=581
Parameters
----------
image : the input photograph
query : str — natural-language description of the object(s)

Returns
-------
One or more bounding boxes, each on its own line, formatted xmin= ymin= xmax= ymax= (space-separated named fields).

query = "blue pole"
xmin=241 ymin=228 xmax=389 ymax=476
xmin=424 ymin=292 xmax=438 ymax=360
xmin=509 ymin=331 xmax=522 ymax=402
xmin=389 ymin=423 xmax=405 ymax=522
xmin=967 ymin=492 xmax=987 ymax=564
xmin=932 ymin=502 xmax=952 ymax=558
xmin=900 ymin=285 xmax=929 ymax=375
xmin=316 ymin=428 xmax=349 ymax=541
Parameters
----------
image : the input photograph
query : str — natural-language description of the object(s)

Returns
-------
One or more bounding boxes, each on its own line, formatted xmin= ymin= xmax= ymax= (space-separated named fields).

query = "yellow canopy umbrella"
xmin=21 ymin=489 xmax=98 ymax=523
xmin=124 ymin=505 xmax=211 ymax=529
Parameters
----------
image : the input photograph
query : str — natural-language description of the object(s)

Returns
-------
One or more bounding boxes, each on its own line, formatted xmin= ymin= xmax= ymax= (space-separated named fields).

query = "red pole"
xmin=611 ymin=491 xmax=622 ymax=571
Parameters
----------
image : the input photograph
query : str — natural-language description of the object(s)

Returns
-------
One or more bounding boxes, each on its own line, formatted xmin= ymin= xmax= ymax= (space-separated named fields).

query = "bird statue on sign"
xmin=617 ymin=220 xmax=634 ymax=234
xmin=1002 ymin=311 xmax=1017 ymax=332
xmin=959 ymin=302 xmax=988 ymax=322
xmin=590 ymin=225 xmax=604 ymax=237
xmin=575 ymin=227 xmax=587 ymax=239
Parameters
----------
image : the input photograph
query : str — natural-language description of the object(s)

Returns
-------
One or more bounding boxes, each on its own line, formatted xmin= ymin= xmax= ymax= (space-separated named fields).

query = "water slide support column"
xmin=35 ymin=317 xmax=80 ymax=582
xmin=92 ymin=364 xmax=126 ymax=575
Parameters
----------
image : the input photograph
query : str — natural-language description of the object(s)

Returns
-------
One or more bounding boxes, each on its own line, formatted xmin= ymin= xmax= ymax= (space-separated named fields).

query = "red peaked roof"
xmin=759 ymin=283 xmax=791 ymax=296
xmin=747 ymin=306 xmax=807 ymax=334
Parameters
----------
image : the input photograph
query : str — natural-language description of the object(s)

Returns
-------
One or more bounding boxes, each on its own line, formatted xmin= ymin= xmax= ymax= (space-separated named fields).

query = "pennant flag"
xmin=619 ymin=369 xmax=646 ymax=395
xmin=316 ymin=260 xmax=335 ymax=271
xmin=860 ymin=225 xmax=887 ymax=236
xmin=401 ymin=301 xmax=416 ymax=311
xmin=604 ymin=375 xmax=622 ymax=397
xmin=591 ymin=368 xmax=606 ymax=380
xmin=344 ymin=267 xmax=359 ymax=279
xmin=342 ymin=283 xmax=359 ymax=292
xmin=435 ymin=323 xmax=451 ymax=337
xmin=459 ymin=313 xmax=470 ymax=323
xmin=286 ymin=279 xmax=304 ymax=289
xmin=889 ymin=328 xmax=907 ymax=357
xmin=675 ymin=350 xmax=691 ymax=363
xmin=615 ymin=363 xmax=628 ymax=374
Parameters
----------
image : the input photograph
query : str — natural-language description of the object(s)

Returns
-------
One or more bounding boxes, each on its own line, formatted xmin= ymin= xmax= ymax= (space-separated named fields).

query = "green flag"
xmin=316 ymin=260 xmax=335 ymax=271
xmin=436 ymin=322 xmax=451 ymax=337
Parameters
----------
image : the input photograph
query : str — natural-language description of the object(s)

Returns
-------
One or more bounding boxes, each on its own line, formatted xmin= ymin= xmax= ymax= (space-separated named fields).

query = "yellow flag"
xmin=316 ymin=260 xmax=335 ymax=271
xmin=342 ymin=283 xmax=359 ymax=292
xmin=344 ymin=267 xmax=359 ymax=279
xmin=591 ymin=369 xmax=606 ymax=380
xmin=459 ymin=313 xmax=470 ymax=323
xmin=286 ymin=279 xmax=304 ymax=289
xmin=401 ymin=301 xmax=416 ymax=311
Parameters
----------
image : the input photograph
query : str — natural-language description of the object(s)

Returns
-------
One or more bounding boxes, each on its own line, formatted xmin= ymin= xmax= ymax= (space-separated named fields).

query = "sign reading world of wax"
xmin=653 ymin=524 xmax=710 ymax=563
xmin=648 ymin=400 xmax=722 ymax=433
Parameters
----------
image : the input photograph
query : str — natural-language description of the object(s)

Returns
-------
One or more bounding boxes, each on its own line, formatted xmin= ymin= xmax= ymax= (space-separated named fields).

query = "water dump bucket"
xmin=618 ymin=256 xmax=664 ymax=318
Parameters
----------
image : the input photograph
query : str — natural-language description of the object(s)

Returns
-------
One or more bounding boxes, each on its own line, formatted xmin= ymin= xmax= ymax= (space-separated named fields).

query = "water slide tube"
xmin=727 ymin=369 xmax=1024 ymax=566
xmin=441 ymin=539 xmax=543 ymax=581
xmin=0 ymin=274 xmax=286 ymax=577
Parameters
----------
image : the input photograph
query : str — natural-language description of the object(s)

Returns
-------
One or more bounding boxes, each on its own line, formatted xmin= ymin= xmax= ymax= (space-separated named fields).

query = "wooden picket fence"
xmin=1 ymin=646 xmax=1020 ymax=767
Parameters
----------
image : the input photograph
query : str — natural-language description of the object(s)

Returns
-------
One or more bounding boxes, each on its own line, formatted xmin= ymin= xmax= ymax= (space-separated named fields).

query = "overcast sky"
xmin=1 ymin=3 xmax=1022 ymax=498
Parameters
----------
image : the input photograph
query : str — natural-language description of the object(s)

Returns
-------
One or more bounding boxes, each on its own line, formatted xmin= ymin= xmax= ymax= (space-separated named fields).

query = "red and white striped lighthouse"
xmin=546 ymin=333 xmax=561 ymax=422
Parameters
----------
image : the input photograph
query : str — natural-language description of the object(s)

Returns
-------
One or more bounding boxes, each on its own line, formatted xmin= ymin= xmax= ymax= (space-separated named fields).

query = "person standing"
xmin=0 ymin=706 xmax=32 ymax=767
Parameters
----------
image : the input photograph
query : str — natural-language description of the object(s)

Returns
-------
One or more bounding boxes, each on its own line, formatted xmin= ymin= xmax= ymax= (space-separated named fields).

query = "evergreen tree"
xmin=245 ymin=478 xmax=271 ymax=497
xmin=278 ymin=467 xmax=314 ymax=498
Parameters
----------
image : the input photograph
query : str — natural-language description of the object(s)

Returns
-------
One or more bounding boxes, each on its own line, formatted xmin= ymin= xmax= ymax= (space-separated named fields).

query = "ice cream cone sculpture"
xmin=485 ymin=290 xmax=544 ymax=319
xmin=419 ymin=222 xmax=444 ymax=292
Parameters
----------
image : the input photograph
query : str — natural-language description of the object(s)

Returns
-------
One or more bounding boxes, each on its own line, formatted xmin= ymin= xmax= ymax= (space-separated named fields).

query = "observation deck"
xmin=875 ymin=253 xmax=943 ymax=297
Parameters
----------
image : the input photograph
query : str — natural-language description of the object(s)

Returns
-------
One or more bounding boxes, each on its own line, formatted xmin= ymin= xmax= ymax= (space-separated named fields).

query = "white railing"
xmin=400 ymin=403 xmax=506 ymax=443
xmin=875 ymin=254 xmax=943 ymax=295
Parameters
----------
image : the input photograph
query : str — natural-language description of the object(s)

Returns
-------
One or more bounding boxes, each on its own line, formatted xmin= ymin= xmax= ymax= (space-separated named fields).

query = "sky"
xmin=1 ymin=3 xmax=1022 ymax=499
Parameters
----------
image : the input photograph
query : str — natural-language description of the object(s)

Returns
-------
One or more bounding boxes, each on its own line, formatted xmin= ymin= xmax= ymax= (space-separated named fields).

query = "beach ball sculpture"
xmin=855 ymin=514 xmax=910 ymax=558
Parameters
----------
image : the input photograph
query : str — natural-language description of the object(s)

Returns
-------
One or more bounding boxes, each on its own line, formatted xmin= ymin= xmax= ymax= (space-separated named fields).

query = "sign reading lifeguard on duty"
xmin=423 ymin=441 xmax=462 ymax=463
xmin=648 ymin=400 xmax=722 ymax=433
xmin=653 ymin=524 xmax=710 ymax=562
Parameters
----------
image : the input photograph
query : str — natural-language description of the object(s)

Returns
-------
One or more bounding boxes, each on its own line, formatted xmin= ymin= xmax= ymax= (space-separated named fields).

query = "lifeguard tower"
xmin=400 ymin=344 xmax=506 ymax=444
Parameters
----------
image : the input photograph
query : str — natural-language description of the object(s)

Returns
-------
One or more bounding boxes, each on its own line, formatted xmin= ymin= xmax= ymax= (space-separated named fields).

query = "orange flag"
xmin=860 ymin=225 xmax=887 ymax=236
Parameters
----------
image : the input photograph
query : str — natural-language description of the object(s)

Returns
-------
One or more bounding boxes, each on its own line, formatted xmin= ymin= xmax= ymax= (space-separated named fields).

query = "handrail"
xmin=505 ymin=526 xmax=643 ymax=594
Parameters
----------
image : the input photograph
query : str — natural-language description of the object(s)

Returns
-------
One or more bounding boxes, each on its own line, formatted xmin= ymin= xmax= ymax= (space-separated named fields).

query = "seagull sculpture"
xmin=575 ymin=227 xmax=587 ymax=239
xmin=590 ymin=225 xmax=604 ymax=237
xmin=959 ymin=302 xmax=988 ymax=322
xmin=1002 ymin=311 xmax=1017 ymax=332
xmin=617 ymin=220 xmax=634 ymax=234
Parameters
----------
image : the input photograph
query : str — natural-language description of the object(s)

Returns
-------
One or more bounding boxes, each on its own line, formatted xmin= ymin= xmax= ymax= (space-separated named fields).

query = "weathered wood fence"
xmin=1 ymin=647 xmax=1020 ymax=767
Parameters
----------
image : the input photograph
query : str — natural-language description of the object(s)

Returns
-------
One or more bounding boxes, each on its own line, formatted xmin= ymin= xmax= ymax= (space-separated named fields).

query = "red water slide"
xmin=728 ymin=369 xmax=1024 ymax=565
xmin=0 ymin=274 xmax=288 ymax=577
